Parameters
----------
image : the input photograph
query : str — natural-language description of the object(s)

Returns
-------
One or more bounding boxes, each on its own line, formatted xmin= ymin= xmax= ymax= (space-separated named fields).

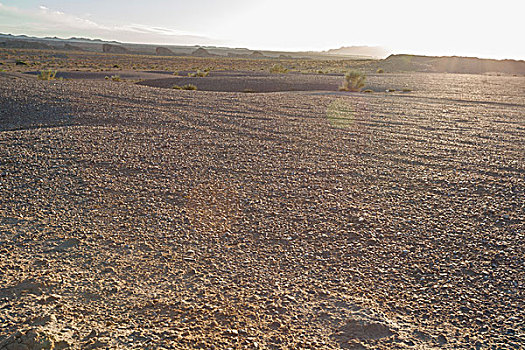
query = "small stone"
xmin=54 ymin=340 xmax=71 ymax=350
xmin=437 ymin=334 xmax=447 ymax=344
xmin=223 ymin=329 xmax=239 ymax=336
xmin=29 ymin=314 xmax=57 ymax=326
xmin=53 ymin=238 xmax=80 ymax=251
xmin=269 ymin=321 xmax=281 ymax=330
xmin=84 ymin=329 xmax=98 ymax=340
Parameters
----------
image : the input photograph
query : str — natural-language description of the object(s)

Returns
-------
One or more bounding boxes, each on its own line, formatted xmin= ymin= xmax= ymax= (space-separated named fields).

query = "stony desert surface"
xmin=0 ymin=61 xmax=524 ymax=350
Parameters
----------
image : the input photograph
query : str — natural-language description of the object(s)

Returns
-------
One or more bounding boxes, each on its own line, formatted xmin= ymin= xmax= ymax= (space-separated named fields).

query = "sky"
xmin=0 ymin=0 xmax=524 ymax=60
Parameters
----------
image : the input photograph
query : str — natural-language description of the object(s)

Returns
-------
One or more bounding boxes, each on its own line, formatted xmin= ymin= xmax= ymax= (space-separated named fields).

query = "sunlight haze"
xmin=0 ymin=0 xmax=523 ymax=59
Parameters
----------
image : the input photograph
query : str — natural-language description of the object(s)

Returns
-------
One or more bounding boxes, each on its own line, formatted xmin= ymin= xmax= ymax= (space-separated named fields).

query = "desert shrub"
xmin=188 ymin=70 xmax=208 ymax=77
xmin=376 ymin=68 xmax=384 ymax=73
xmin=111 ymin=75 xmax=121 ymax=81
xmin=339 ymin=70 xmax=366 ymax=92
xmin=363 ymin=89 xmax=373 ymax=93
xmin=15 ymin=60 xmax=28 ymax=66
xmin=104 ymin=76 xmax=110 ymax=80
xmin=402 ymin=88 xmax=412 ymax=92
xmin=242 ymin=88 xmax=256 ymax=93
xmin=173 ymin=84 xmax=197 ymax=90
xmin=269 ymin=64 xmax=288 ymax=74
xmin=113 ymin=64 xmax=120 ymax=68
xmin=37 ymin=70 xmax=57 ymax=80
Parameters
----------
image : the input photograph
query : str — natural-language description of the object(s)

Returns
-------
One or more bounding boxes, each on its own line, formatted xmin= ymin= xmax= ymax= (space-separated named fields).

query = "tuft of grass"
xmin=188 ymin=70 xmax=209 ymax=77
xmin=402 ymin=88 xmax=412 ymax=92
xmin=242 ymin=88 xmax=256 ymax=93
xmin=269 ymin=64 xmax=288 ymax=74
xmin=376 ymin=68 xmax=384 ymax=73
xmin=104 ymin=76 xmax=110 ymax=80
xmin=110 ymin=75 xmax=121 ymax=81
xmin=37 ymin=69 xmax=57 ymax=80
xmin=15 ymin=60 xmax=28 ymax=66
xmin=173 ymin=84 xmax=197 ymax=90
xmin=339 ymin=70 xmax=366 ymax=92
xmin=363 ymin=89 xmax=374 ymax=93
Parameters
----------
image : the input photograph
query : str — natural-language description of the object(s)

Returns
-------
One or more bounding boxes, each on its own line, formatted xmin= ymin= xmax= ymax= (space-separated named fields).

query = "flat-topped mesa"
xmin=0 ymin=40 xmax=54 ymax=50
xmin=383 ymin=54 xmax=525 ymax=75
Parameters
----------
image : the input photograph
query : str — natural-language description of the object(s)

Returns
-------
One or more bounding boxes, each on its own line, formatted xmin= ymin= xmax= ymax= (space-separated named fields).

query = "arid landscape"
xmin=0 ymin=48 xmax=524 ymax=350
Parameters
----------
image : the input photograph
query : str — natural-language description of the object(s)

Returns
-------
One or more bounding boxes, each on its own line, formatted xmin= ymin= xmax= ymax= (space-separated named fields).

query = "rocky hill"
xmin=102 ymin=43 xmax=129 ymax=54
xmin=381 ymin=54 xmax=525 ymax=75
xmin=156 ymin=47 xmax=175 ymax=56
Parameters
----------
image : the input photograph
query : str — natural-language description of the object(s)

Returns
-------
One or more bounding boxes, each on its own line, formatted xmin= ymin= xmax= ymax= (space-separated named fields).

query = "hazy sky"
xmin=1 ymin=0 xmax=523 ymax=59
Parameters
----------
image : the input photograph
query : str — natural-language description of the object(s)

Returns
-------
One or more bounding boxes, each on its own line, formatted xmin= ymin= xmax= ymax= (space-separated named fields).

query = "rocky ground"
xmin=0 ymin=71 xmax=523 ymax=349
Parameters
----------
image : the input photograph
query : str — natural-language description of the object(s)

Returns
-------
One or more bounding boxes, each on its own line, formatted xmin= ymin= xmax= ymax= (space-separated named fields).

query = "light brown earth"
xmin=0 ymin=63 xmax=524 ymax=350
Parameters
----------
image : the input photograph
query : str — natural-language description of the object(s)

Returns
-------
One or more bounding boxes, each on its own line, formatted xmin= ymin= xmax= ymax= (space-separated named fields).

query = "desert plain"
xmin=0 ymin=49 xmax=524 ymax=349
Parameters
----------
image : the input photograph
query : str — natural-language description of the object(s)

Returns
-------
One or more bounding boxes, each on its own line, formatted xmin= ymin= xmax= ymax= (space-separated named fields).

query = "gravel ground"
xmin=0 ymin=72 xmax=524 ymax=349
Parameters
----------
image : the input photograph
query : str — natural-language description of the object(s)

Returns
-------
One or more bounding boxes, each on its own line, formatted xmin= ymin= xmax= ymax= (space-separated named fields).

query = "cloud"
xmin=0 ymin=2 xmax=216 ymax=45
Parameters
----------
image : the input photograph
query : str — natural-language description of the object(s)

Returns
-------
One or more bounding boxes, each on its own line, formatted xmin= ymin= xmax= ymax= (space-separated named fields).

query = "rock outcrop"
xmin=382 ymin=54 xmax=525 ymax=75
xmin=102 ymin=44 xmax=128 ymax=54
xmin=0 ymin=40 xmax=54 ymax=50
xmin=156 ymin=46 xmax=175 ymax=56
xmin=191 ymin=47 xmax=215 ymax=57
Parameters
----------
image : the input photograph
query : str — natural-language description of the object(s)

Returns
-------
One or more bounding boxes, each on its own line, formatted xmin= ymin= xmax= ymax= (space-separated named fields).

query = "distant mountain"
xmin=192 ymin=47 xmax=216 ymax=57
xmin=250 ymin=51 xmax=265 ymax=57
xmin=156 ymin=47 xmax=175 ymax=56
xmin=324 ymin=46 xmax=390 ymax=58
xmin=0 ymin=40 xmax=54 ymax=50
xmin=1 ymin=33 xmax=523 ymax=74
xmin=68 ymin=37 xmax=119 ymax=43
xmin=63 ymin=43 xmax=85 ymax=51
xmin=380 ymin=54 xmax=525 ymax=75
xmin=102 ymin=43 xmax=129 ymax=54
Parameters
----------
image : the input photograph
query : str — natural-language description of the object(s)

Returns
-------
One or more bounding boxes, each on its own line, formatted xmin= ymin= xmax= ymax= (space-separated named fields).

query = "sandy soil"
xmin=0 ymin=71 xmax=524 ymax=349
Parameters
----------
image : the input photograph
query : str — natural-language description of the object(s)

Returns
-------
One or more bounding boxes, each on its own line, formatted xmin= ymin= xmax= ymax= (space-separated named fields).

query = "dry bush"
xmin=269 ymin=64 xmax=288 ymax=74
xmin=37 ymin=70 xmax=57 ymax=80
xmin=188 ymin=70 xmax=209 ymax=77
xmin=339 ymin=70 xmax=366 ymax=92
xmin=173 ymin=84 xmax=197 ymax=90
